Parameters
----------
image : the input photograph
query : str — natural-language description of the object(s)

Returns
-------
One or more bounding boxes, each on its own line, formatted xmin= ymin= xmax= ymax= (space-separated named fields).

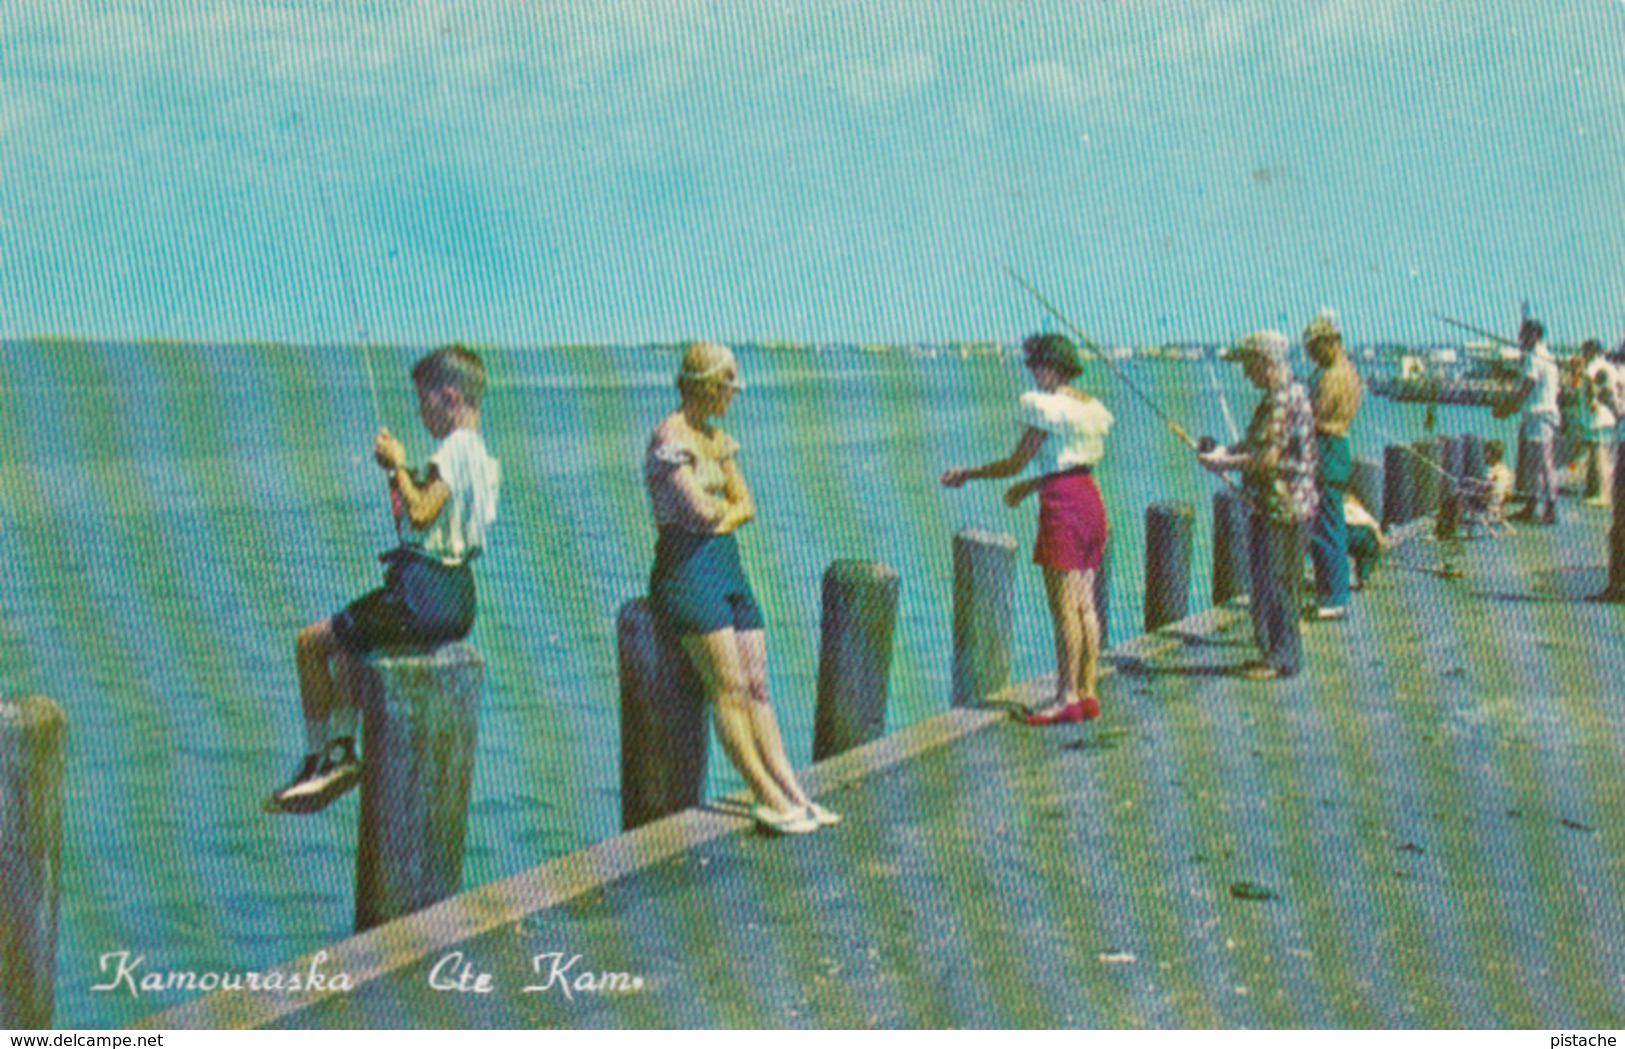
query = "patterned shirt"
xmin=1240 ymin=378 xmax=1320 ymax=525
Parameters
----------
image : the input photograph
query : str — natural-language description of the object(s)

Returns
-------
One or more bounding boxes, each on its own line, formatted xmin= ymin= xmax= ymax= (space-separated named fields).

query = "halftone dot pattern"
xmin=5 ymin=338 xmax=1624 ymax=1026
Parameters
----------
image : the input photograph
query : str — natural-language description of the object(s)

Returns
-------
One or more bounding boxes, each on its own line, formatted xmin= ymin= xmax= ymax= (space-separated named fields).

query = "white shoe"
xmin=752 ymin=804 xmax=818 ymax=835
xmin=805 ymin=802 xmax=843 ymax=827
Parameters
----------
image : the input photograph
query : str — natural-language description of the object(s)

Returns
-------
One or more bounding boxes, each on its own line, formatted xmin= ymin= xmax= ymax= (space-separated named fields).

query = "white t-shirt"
xmin=1018 ymin=390 xmax=1114 ymax=476
xmin=400 ymin=428 xmax=501 ymax=563
xmin=1521 ymin=344 xmax=1560 ymax=423
xmin=1585 ymin=357 xmax=1620 ymax=434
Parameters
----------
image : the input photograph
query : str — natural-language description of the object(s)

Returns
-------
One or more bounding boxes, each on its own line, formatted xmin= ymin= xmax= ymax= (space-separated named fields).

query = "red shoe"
xmin=1022 ymin=701 xmax=1086 ymax=726
xmin=1080 ymin=697 xmax=1102 ymax=721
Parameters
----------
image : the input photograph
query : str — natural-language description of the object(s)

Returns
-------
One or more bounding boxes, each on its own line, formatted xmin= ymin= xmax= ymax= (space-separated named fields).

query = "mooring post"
xmin=617 ymin=599 xmax=709 ymax=832
xmin=1515 ymin=428 xmax=1535 ymax=507
xmin=1383 ymin=445 xmax=1415 ymax=529
xmin=1212 ymin=487 xmax=1251 ymax=606
xmin=1145 ymin=501 xmax=1194 ymax=630
xmin=1435 ymin=436 xmax=1464 ymax=539
xmin=1599 ymin=459 xmax=1625 ymax=603
xmin=952 ymin=529 xmax=1017 ymax=707
xmin=0 ymin=695 xmax=66 ymax=1029
xmin=353 ymin=642 xmax=484 ymax=933
xmin=814 ymin=560 xmax=900 ymax=761
xmin=1412 ymin=439 xmax=1442 ymax=518
xmin=1349 ymin=456 xmax=1384 ymax=523
xmin=1461 ymin=434 xmax=1486 ymax=482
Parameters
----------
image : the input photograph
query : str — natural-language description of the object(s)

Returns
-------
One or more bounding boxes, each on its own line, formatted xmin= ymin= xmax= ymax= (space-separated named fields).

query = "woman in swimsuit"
xmin=645 ymin=341 xmax=839 ymax=834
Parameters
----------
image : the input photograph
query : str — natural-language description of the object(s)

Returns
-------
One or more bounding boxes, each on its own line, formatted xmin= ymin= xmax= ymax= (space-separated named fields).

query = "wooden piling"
xmin=354 ymin=642 xmax=485 ymax=933
xmin=814 ymin=560 xmax=900 ymax=761
xmin=1600 ymin=450 xmax=1625 ymax=602
xmin=618 ymin=599 xmax=709 ymax=831
xmin=1212 ymin=487 xmax=1251 ymax=606
xmin=952 ymin=529 xmax=1017 ymax=707
xmin=1516 ymin=428 xmax=1535 ymax=502
xmin=1412 ymin=439 xmax=1442 ymax=518
xmin=1383 ymin=445 xmax=1415 ymax=529
xmin=1435 ymin=436 xmax=1464 ymax=539
xmin=1349 ymin=457 xmax=1384 ymax=522
xmin=1461 ymin=434 xmax=1486 ymax=481
xmin=0 ymin=695 xmax=66 ymax=1029
xmin=1145 ymin=501 xmax=1194 ymax=631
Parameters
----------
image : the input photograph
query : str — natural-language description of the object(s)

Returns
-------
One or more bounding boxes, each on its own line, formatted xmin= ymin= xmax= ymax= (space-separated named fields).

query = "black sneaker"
xmin=264 ymin=754 xmax=322 ymax=814
xmin=264 ymin=740 xmax=362 ymax=815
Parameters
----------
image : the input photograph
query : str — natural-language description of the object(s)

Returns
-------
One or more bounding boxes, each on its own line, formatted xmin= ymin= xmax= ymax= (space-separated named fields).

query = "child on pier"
xmin=1459 ymin=440 xmax=1516 ymax=538
xmin=266 ymin=345 xmax=501 ymax=814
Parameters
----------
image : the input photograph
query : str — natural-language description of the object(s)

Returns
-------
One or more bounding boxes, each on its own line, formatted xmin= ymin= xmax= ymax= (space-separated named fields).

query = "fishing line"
xmin=1002 ymin=264 xmax=1207 ymax=450
xmin=290 ymin=113 xmax=384 ymax=426
xmin=1000 ymin=264 xmax=1261 ymax=509
xmin=1206 ymin=355 xmax=1242 ymax=443
xmin=1431 ymin=312 xmax=1516 ymax=348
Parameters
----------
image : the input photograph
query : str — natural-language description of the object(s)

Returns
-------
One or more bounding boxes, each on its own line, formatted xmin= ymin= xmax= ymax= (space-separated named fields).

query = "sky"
xmin=2 ymin=1 xmax=1622 ymax=346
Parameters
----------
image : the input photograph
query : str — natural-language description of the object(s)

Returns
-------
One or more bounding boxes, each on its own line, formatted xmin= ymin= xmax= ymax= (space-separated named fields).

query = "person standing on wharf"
xmin=644 ymin=341 xmax=838 ymax=836
xmin=266 ymin=345 xmax=501 ymax=814
xmin=941 ymin=333 xmax=1114 ymax=724
xmin=1496 ymin=317 xmax=1562 ymax=526
xmin=1199 ymin=331 xmax=1319 ymax=681
xmin=1303 ymin=311 xmax=1362 ymax=621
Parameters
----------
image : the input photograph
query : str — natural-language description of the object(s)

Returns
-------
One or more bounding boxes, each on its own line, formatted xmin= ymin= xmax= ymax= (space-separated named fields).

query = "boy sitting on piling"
xmin=266 ymin=344 xmax=501 ymax=814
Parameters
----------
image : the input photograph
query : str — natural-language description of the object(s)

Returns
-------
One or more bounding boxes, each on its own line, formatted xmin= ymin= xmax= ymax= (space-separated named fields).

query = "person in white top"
xmin=1588 ymin=340 xmax=1625 ymax=602
xmin=267 ymin=344 xmax=501 ymax=814
xmin=1580 ymin=339 xmax=1619 ymax=508
xmin=1494 ymin=318 xmax=1561 ymax=525
xmin=942 ymin=333 xmax=1114 ymax=725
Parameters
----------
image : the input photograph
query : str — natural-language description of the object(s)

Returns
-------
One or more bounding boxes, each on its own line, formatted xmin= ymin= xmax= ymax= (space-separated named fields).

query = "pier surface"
xmin=141 ymin=509 xmax=1625 ymax=1029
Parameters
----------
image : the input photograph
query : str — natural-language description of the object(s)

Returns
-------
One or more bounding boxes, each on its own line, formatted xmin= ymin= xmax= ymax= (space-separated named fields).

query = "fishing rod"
xmin=291 ymin=113 xmax=385 ymax=425
xmin=1002 ymin=264 xmax=1211 ymax=452
xmin=1001 ymin=265 xmax=1267 ymax=510
xmin=1431 ymin=312 xmax=1517 ymax=349
xmin=1206 ymin=355 xmax=1242 ymax=443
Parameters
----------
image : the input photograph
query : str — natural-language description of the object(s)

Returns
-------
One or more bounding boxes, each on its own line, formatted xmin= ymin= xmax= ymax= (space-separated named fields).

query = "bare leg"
xmin=1075 ymin=568 xmax=1101 ymax=699
xmin=733 ymin=629 xmax=810 ymax=808
xmin=296 ymin=619 xmax=344 ymax=724
xmin=680 ymin=629 xmax=798 ymax=815
xmin=1039 ymin=567 xmax=1084 ymax=713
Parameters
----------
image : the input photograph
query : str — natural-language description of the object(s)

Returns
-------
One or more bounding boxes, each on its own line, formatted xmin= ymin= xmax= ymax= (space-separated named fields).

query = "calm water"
xmin=0 ymin=340 xmax=1521 ymax=1026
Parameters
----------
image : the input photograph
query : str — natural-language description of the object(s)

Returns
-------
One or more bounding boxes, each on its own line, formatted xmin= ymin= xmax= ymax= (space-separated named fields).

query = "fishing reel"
xmin=1197 ymin=435 xmax=1218 ymax=454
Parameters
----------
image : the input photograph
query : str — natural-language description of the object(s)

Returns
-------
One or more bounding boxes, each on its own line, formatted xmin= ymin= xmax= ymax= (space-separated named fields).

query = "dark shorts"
xmin=650 ymin=529 xmax=765 ymax=637
xmin=331 ymin=549 xmax=476 ymax=654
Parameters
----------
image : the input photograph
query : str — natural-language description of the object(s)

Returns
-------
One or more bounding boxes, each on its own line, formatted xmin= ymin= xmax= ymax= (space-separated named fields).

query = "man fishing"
xmin=1494 ymin=317 xmax=1561 ymax=526
xmin=1199 ymin=331 xmax=1319 ymax=681
xmin=1303 ymin=311 xmax=1362 ymax=620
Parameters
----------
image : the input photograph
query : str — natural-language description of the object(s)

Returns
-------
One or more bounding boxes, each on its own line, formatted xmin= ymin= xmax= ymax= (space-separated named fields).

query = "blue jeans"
xmin=1309 ymin=434 xmax=1352 ymax=610
xmin=1250 ymin=517 xmax=1305 ymax=676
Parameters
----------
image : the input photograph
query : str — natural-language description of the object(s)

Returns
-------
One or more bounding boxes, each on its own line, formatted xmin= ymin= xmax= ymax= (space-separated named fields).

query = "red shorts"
xmin=1033 ymin=468 xmax=1108 ymax=572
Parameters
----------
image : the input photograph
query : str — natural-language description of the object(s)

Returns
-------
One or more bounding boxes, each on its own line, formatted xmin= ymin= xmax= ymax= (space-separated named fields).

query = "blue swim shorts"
xmin=649 ymin=529 xmax=765 ymax=637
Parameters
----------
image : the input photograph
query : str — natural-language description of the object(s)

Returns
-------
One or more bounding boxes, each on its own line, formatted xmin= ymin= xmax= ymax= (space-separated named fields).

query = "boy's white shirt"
xmin=400 ymin=427 xmax=501 ymax=563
